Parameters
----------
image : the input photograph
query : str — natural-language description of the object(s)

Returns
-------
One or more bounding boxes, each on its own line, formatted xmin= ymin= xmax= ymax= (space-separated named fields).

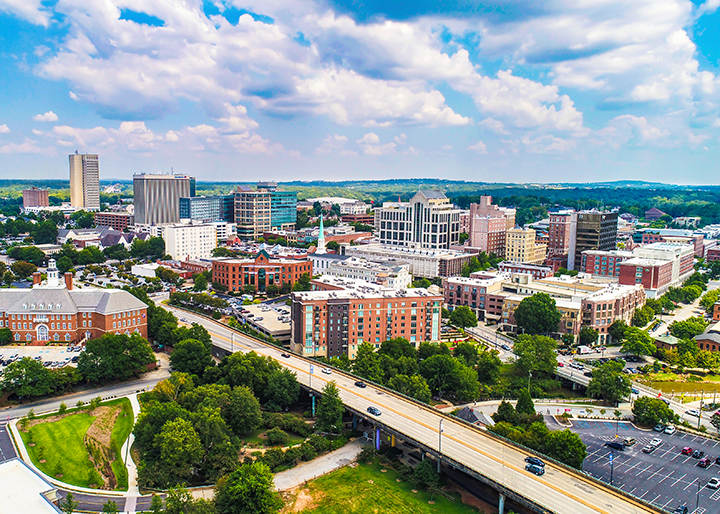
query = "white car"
xmin=664 ymin=425 xmax=676 ymax=435
xmin=708 ymin=478 xmax=720 ymax=490
xmin=321 ymin=368 xmax=332 ymax=375
xmin=650 ymin=438 xmax=663 ymax=447
xmin=686 ymin=409 xmax=701 ymax=417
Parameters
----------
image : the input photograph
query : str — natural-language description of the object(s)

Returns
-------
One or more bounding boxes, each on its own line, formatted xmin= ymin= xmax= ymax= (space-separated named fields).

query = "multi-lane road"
xmin=165 ymin=305 xmax=664 ymax=514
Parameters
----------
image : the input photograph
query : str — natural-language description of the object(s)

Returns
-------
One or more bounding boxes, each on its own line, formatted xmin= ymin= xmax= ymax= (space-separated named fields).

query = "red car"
xmin=698 ymin=458 xmax=711 ymax=468
xmin=682 ymin=447 xmax=692 ymax=455
xmin=557 ymin=362 xmax=564 ymax=367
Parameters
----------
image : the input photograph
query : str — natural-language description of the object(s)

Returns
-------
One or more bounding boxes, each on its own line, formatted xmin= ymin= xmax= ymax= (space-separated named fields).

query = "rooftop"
xmin=296 ymin=277 xmax=440 ymax=302
xmin=0 ymin=459 xmax=60 ymax=513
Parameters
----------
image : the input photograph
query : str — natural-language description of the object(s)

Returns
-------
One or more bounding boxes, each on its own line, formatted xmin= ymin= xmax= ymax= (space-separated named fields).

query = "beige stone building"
xmin=505 ymin=228 xmax=547 ymax=264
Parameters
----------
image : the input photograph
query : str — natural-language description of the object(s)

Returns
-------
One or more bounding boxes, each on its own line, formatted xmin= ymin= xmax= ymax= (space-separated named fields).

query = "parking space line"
xmin=649 ymin=494 xmax=661 ymax=504
xmin=661 ymin=498 xmax=674 ymax=509
xmin=639 ymin=489 xmax=650 ymax=499
xmin=636 ymin=464 xmax=652 ymax=477
xmin=593 ymin=451 xmax=611 ymax=464
xmin=671 ymin=452 xmax=682 ymax=461
xmin=684 ymin=479 xmax=697 ymax=491
xmin=624 ymin=462 xmax=640 ymax=474
xmin=671 ymin=473 xmax=687 ymax=487
xmin=647 ymin=467 xmax=664 ymax=480
xmin=658 ymin=470 xmax=673 ymax=483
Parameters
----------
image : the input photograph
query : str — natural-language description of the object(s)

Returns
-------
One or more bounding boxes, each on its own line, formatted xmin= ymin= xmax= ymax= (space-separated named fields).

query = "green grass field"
xmin=301 ymin=459 xmax=481 ymax=514
xmin=242 ymin=428 xmax=305 ymax=447
xmin=19 ymin=398 xmax=133 ymax=490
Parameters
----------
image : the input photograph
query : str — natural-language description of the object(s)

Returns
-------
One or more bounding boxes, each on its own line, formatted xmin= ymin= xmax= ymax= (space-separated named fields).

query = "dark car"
xmin=605 ymin=441 xmax=624 ymax=451
xmin=355 ymin=381 xmax=367 ymax=388
xmin=500 ymin=344 xmax=511 ymax=351
xmin=367 ymin=406 xmax=381 ymax=416
xmin=525 ymin=456 xmax=545 ymax=468
xmin=673 ymin=506 xmax=688 ymax=514
xmin=693 ymin=450 xmax=705 ymax=459
xmin=71 ymin=356 xmax=79 ymax=363
xmin=583 ymin=371 xmax=593 ymax=377
xmin=698 ymin=457 xmax=712 ymax=468
xmin=715 ymin=456 xmax=720 ymax=465
xmin=525 ymin=463 xmax=545 ymax=476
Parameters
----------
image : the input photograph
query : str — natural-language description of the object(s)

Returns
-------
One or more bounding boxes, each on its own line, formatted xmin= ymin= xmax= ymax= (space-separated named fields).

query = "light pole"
xmin=528 ymin=371 xmax=532 ymax=394
xmin=310 ymin=363 xmax=314 ymax=390
xmin=697 ymin=477 xmax=701 ymax=510
xmin=438 ymin=419 xmax=443 ymax=473
xmin=609 ymin=451 xmax=614 ymax=486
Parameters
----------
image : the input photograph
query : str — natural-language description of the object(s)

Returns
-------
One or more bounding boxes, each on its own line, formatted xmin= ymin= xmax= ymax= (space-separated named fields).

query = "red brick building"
xmin=212 ymin=250 xmax=312 ymax=293
xmin=341 ymin=214 xmax=374 ymax=225
xmin=580 ymin=250 xmax=634 ymax=277
xmin=618 ymin=258 xmax=674 ymax=292
xmin=0 ymin=260 xmax=147 ymax=345
xmin=707 ymin=247 xmax=720 ymax=262
xmin=497 ymin=261 xmax=554 ymax=279
xmin=94 ymin=211 xmax=135 ymax=231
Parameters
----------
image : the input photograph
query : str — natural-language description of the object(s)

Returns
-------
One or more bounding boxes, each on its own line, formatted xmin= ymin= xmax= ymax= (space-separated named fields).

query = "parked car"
xmin=367 ymin=406 xmax=381 ymax=416
xmin=693 ymin=450 xmax=705 ymax=459
xmin=642 ymin=445 xmax=655 ymax=453
xmin=653 ymin=424 xmax=666 ymax=432
xmin=664 ymin=425 xmax=676 ymax=435
xmin=698 ymin=458 xmax=712 ymax=468
xmin=672 ymin=506 xmax=688 ymax=514
xmin=605 ymin=441 xmax=624 ymax=451
xmin=650 ymin=438 xmax=663 ymax=447
xmin=682 ymin=447 xmax=693 ymax=455
xmin=525 ymin=456 xmax=545 ymax=467
xmin=708 ymin=477 xmax=720 ymax=489
xmin=623 ymin=438 xmax=636 ymax=447
xmin=355 ymin=381 xmax=367 ymax=388
xmin=525 ymin=463 xmax=545 ymax=476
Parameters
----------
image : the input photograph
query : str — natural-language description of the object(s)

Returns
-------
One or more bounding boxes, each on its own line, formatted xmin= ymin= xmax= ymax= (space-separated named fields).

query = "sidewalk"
xmin=273 ymin=438 xmax=364 ymax=491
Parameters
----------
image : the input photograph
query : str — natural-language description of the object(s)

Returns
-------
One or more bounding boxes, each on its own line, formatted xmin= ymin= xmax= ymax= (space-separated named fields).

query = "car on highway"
xmin=682 ymin=447 xmax=693 ymax=455
xmin=604 ymin=441 xmax=624 ymax=451
xmin=698 ymin=457 xmax=712 ymax=468
xmin=355 ymin=381 xmax=367 ymax=388
xmin=686 ymin=409 xmax=701 ymax=417
xmin=321 ymin=368 xmax=332 ymax=375
xmin=280 ymin=353 xmax=291 ymax=358
xmin=693 ymin=449 xmax=705 ymax=459
xmin=367 ymin=406 xmax=381 ymax=416
xmin=525 ymin=456 xmax=545 ymax=467
xmin=631 ymin=387 xmax=639 ymax=394
xmin=525 ymin=463 xmax=545 ymax=476
xmin=708 ymin=477 xmax=720 ymax=489
xmin=500 ymin=344 xmax=511 ymax=351
xmin=653 ymin=424 xmax=666 ymax=432
xmin=664 ymin=425 xmax=676 ymax=434
xmin=557 ymin=362 xmax=564 ymax=367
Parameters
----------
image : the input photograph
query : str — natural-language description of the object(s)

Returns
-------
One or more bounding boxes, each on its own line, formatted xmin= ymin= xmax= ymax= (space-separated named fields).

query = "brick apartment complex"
xmin=498 ymin=261 xmax=554 ymax=279
xmin=444 ymin=274 xmax=507 ymax=322
xmin=212 ymin=250 xmax=312 ymax=293
xmin=291 ymin=278 xmax=442 ymax=358
xmin=342 ymin=244 xmax=475 ymax=278
xmin=618 ymin=242 xmax=695 ymax=298
xmin=707 ymin=247 xmax=720 ymax=262
xmin=468 ymin=196 xmax=516 ymax=255
xmin=633 ymin=229 xmax=704 ymax=257
xmin=94 ymin=211 xmax=135 ymax=231
xmin=580 ymin=250 xmax=634 ymax=277
xmin=547 ymin=210 xmax=577 ymax=269
xmin=341 ymin=214 xmax=375 ymax=225
xmin=618 ymin=258 xmax=674 ymax=295
xmin=0 ymin=259 xmax=147 ymax=344
xmin=505 ymin=228 xmax=547 ymax=265
xmin=23 ymin=187 xmax=49 ymax=209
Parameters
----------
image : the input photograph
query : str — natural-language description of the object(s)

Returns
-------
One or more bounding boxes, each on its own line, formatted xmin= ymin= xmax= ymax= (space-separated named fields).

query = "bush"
xmin=266 ymin=427 xmax=289 ymax=446
xmin=212 ymin=311 xmax=221 ymax=320
xmin=58 ymin=402 xmax=67 ymax=415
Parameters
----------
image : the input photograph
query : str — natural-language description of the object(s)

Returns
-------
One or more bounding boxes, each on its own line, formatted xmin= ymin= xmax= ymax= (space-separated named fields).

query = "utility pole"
xmin=438 ymin=419 xmax=443 ymax=473
xmin=609 ymin=451 xmax=614 ymax=486
xmin=699 ymin=390 xmax=704 ymax=430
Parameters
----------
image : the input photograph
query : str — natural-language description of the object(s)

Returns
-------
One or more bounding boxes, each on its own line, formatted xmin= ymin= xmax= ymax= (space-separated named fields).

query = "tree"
xmin=170 ymin=339 xmax=212 ymax=376
xmin=352 ymin=343 xmax=384 ymax=383
xmin=0 ymin=327 xmax=12 ymax=345
xmin=632 ymin=397 xmax=677 ymax=426
xmin=292 ymin=273 xmax=311 ymax=292
xmin=412 ymin=278 xmax=432 ymax=289
xmin=608 ymin=320 xmax=629 ymax=342
xmin=102 ymin=500 xmax=119 ymax=514
xmin=379 ymin=337 xmax=416 ymax=360
xmin=515 ymin=388 xmax=535 ymax=415
xmin=56 ymin=256 xmax=75 ymax=273
xmin=1 ymin=357 xmax=56 ymax=399
xmin=316 ymin=381 xmax=344 ymax=433
xmin=224 ymin=386 xmax=263 ymax=436
xmin=669 ymin=317 xmax=709 ymax=339
xmin=8 ymin=245 xmax=45 ymax=265
xmin=214 ymin=462 xmax=283 ymax=514
xmin=543 ymin=429 xmax=587 ymax=469
xmin=103 ymin=244 xmax=130 ymax=261
xmin=449 ymin=306 xmax=478 ymax=329
xmin=453 ymin=342 xmax=479 ymax=367
xmin=59 ymin=492 xmax=79 ymax=514
xmin=11 ymin=260 xmax=37 ymax=279
xmin=149 ymin=494 xmax=164 ymax=514
xmin=513 ymin=293 xmax=562 ymax=335
xmin=579 ymin=327 xmax=599 ymax=346
xmin=157 ymin=418 xmax=204 ymax=480
xmin=387 ymin=374 xmax=431 ymax=403
xmin=413 ymin=459 xmax=440 ymax=491
xmin=193 ymin=273 xmax=208 ymax=291
xmin=711 ymin=413 xmax=720 ymax=433
xmin=493 ymin=400 xmax=519 ymax=425
xmin=476 ymin=349 xmax=501 ymax=383
xmin=682 ymin=284 xmax=703 ymax=303
xmin=632 ymin=305 xmax=655 ymax=327
xmin=586 ymin=361 xmax=631 ymax=406
xmin=512 ymin=334 xmax=558 ymax=376
xmin=264 ymin=368 xmax=300 ymax=411
xmin=620 ymin=327 xmax=656 ymax=357
xmin=77 ymin=333 xmax=156 ymax=382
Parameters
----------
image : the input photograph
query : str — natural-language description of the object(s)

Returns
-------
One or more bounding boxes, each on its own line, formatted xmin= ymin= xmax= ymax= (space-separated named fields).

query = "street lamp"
xmin=528 ymin=371 xmax=532 ymax=394
xmin=438 ymin=419 xmax=443 ymax=473
xmin=609 ymin=451 xmax=614 ymax=486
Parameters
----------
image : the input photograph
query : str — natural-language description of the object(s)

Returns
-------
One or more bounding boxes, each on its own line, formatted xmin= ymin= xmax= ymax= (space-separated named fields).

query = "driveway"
xmin=273 ymin=439 xmax=364 ymax=491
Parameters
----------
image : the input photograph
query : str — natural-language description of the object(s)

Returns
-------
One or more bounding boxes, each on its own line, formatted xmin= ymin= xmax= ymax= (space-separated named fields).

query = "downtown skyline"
xmin=0 ymin=0 xmax=719 ymax=184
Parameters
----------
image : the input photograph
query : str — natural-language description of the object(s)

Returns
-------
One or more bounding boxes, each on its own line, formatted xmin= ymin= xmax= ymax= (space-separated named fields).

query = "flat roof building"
xmin=23 ymin=187 xmax=49 ymax=209
xmin=69 ymin=152 xmax=100 ymax=211
xmin=341 ymin=243 xmax=475 ymax=278
xmin=133 ymin=173 xmax=195 ymax=225
xmin=180 ymin=195 xmax=235 ymax=223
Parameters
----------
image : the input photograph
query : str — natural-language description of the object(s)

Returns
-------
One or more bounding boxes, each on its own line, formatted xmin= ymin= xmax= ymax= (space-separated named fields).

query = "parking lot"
xmin=565 ymin=418 xmax=720 ymax=511
xmin=0 ymin=345 xmax=82 ymax=370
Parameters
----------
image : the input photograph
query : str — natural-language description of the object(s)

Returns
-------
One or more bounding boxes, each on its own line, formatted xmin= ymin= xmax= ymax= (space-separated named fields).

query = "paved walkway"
xmin=273 ymin=438 xmax=364 ymax=491
xmin=122 ymin=394 xmax=140 ymax=497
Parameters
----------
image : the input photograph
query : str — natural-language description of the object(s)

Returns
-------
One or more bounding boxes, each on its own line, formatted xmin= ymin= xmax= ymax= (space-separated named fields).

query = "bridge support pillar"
xmin=498 ymin=493 xmax=505 ymax=514
xmin=391 ymin=435 xmax=395 ymax=447
xmin=311 ymin=395 xmax=316 ymax=416
xmin=353 ymin=413 xmax=357 ymax=430
xmin=375 ymin=428 xmax=380 ymax=450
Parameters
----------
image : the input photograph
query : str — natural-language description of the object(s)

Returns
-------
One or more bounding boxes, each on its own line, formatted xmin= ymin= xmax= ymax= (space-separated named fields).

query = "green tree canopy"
xmin=632 ymin=397 xmax=677 ymax=426
xmin=170 ymin=339 xmax=212 ymax=376
xmin=579 ymin=326 xmax=599 ymax=346
xmin=449 ymin=306 xmax=478 ymax=329
xmin=513 ymin=293 xmax=562 ymax=335
xmin=620 ymin=327 xmax=656 ymax=357
xmin=316 ymin=381 xmax=344 ymax=433
xmin=387 ymin=374 xmax=432 ymax=403
xmin=78 ymin=333 xmax=156 ymax=382
xmin=586 ymin=361 xmax=631 ymax=406
xmin=512 ymin=334 xmax=558 ymax=376
xmin=223 ymin=386 xmax=262 ymax=436
xmin=157 ymin=418 xmax=204 ymax=481
xmin=214 ymin=462 xmax=283 ymax=514
xmin=669 ymin=317 xmax=709 ymax=339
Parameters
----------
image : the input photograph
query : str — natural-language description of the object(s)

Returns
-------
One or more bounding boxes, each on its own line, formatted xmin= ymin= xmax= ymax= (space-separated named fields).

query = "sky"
xmin=0 ymin=0 xmax=719 ymax=184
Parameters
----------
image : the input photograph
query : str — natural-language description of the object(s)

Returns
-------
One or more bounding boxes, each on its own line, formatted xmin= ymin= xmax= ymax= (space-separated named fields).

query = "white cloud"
xmin=441 ymin=144 xmax=453 ymax=150
xmin=467 ymin=141 xmax=488 ymax=154
xmin=478 ymin=118 xmax=509 ymax=135
xmin=33 ymin=111 xmax=58 ymax=122
xmin=613 ymin=115 xmax=670 ymax=141
xmin=0 ymin=138 xmax=55 ymax=155
xmin=0 ymin=124 xmax=9 ymax=134
xmin=521 ymin=135 xmax=576 ymax=153
xmin=356 ymin=132 xmax=397 ymax=155
xmin=316 ymin=134 xmax=348 ymax=155
xmin=0 ymin=0 xmax=50 ymax=27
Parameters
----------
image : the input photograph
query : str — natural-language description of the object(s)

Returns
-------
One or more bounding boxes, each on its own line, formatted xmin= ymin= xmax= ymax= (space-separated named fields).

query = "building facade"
xmin=375 ymin=190 xmax=462 ymax=249
xmin=444 ymin=274 xmax=507 ymax=321
xmin=290 ymin=280 xmax=442 ymax=358
xmin=579 ymin=250 xmax=634 ymax=277
xmin=0 ymin=260 xmax=147 ymax=344
xmin=505 ymin=228 xmax=547 ymax=264
xmin=547 ymin=211 xmax=577 ymax=269
xmin=69 ymin=152 xmax=100 ymax=211
xmin=234 ymin=184 xmax=297 ymax=240
xmin=342 ymin=244 xmax=475 ymax=278
xmin=133 ymin=174 xmax=195 ymax=225
xmin=163 ymin=223 xmax=217 ymax=261
xmin=179 ymin=195 xmax=235 ymax=223
xmin=497 ymin=261 xmax=554 ymax=279
xmin=573 ymin=211 xmax=618 ymax=270
xmin=323 ymin=257 xmax=412 ymax=289
xmin=22 ymin=187 xmax=49 ymax=209
xmin=94 ymin=212 xmax=135 ymax=231
xmin=212 ymin=251 xmax=312 ymax=293
xmin=468 ymin=196 xmax=516 ymax=255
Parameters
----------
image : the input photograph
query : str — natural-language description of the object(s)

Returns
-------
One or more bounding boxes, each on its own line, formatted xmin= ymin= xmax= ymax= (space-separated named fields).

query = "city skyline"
xmin=0 ymin=0 xmax=719 ymax=183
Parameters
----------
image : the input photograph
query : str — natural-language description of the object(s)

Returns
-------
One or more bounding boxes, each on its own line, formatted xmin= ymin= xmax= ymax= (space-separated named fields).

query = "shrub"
xmin=266 ymin=427 xmax=289 ymax=446
xmin=58 ymin=403 xmax=67 ymax=415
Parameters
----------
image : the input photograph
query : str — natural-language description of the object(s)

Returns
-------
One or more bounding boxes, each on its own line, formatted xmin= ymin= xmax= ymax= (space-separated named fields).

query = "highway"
xmin=164 ymin=305 xmax=663 ymax=514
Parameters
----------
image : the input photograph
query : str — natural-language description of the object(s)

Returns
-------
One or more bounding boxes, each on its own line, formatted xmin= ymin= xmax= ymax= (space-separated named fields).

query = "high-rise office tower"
xmin=548 ymin=210 xmax=578 ymax=270
xmin=133 ymin=173 xmax=195 ymax=225
xmin=574 ymin=210 xmax=618 ymax=270
xmin=69 ymin=152 xmax=100 ymax=211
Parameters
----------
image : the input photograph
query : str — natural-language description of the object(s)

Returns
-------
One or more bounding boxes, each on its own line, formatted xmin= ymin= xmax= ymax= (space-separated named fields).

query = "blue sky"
xmin=0 ymin=0 xmax=719 ymax=184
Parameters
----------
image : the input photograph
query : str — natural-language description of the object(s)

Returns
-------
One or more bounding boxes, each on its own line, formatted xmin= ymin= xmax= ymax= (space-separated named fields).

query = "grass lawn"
xmin=19 ymin=398 xmax=133 ymax=490
xmin=242 ymin=428 xmax=305 ymax=447
xmin=300 ymin=459 xmax=481 ymax=514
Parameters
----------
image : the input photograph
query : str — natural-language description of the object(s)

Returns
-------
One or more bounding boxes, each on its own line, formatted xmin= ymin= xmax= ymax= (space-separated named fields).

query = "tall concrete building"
xmin=133 ymin=173 xmax=195 ymax=225
xmin=234 ymin=183 xmax=297 ymax=240
xmin=22 ymin=187 xmax=49 ymax=209
xmin=69 ymin=152 xmax=100 ymax=211
xmin=574 ymin=210 xmax=618 ymax=270
xmin=505 ymin=228 xmax=547 ymax=264
xmin=375 ymin=190 xmax=462 ymax=250
xmin=468 ymin=195 xmax=516 ymax=255
xmin=547 ymin=210 xmax=578 ymax=269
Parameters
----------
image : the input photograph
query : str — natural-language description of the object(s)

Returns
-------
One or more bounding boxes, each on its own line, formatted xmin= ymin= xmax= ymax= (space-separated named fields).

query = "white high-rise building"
xmin=163 ymin=223 xmax=217 ymax=260
xmin=69 ymin=152 xmax=100 ymax=211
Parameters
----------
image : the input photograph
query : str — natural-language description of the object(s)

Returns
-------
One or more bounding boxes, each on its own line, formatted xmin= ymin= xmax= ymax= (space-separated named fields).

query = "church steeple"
xmin=316 ymin=214 xmax=327 ymax=255
xmin=46 ymin=258 xmax=60 ymax=287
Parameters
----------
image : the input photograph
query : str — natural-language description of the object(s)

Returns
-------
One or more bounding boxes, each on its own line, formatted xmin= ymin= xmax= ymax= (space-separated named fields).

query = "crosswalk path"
xmin=710 ymin=488 xmax=720 ymax=501
xmin=691 ymin=508 xmax=706 ymax=514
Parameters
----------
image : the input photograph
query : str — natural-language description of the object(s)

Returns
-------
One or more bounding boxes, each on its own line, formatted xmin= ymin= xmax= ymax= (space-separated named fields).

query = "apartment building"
xmin=580 ymin=250 xmax=634 ymax=278
xmin=323 ymin=257 xmax=412 ymax=289
xmin=22 ymin=187 xmax=49 ymax=209
xmin=497 ymin=261 xmax=554 ymax=279
xmin=375 ymin=190 xmax=462 ymax=249
xmin=505 ymin=228 xmax=547 ymax=265
xmin=547 ymin=210 xmax=577 ymax=269
xmin=468 ymin=195 xmax=516 ymax=255
xmin=290 ymin=278 xmax=442 ymax=358
xmin=69 ymin=152 xmax=100 ymax=211
xmin=235 ymin=184 xmax=297 ymax=240
xmin=342 ymin=243 xmax=475 ymax=278
xmin=444 ymin=274 xmax=507 ymax=321
xmin=163 ymin=223 xmax=217 ymax=260
xmin=133 ymin=173 xmax=195 ymax=225
xmin=634 ymin=229 xmax=704 ymax=257
xmin=212 ymin=250 xmax=312 ymax=293
xmin=94 ymin=212 xmax=135 ymax=231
